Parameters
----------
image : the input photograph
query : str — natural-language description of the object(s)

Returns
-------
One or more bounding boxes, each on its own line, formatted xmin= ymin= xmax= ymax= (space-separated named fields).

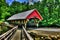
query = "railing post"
xmin=0 ymin=26 xmax=18 ymax=40
xmin=20 ymin=30 xmax=22 ymax=40
xmin=22 ymin=26 xmax=33 ymax=40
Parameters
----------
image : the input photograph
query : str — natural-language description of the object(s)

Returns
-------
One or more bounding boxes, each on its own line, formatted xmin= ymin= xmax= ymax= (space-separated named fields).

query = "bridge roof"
xmin=7 ymin=9 xmax=43 ymax=20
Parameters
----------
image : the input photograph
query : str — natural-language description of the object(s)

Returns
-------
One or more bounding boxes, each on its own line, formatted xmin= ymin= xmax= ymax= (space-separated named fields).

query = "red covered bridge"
xmin=7 ymin=9 xmax=43 ymax=28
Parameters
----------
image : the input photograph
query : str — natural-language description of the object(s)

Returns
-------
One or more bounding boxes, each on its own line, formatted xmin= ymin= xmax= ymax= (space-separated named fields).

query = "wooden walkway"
xmin=11 ymin=30 xmax=21 ymax=40
xmin=10 ymin=28 xmax=60 ymax=40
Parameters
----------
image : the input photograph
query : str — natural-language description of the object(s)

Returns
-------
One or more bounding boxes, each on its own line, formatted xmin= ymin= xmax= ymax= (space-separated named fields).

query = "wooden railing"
xmin=22 ymin=26 xmax=33 ymax=40
xmin=0 ymin=26 xmax=18 ymax=40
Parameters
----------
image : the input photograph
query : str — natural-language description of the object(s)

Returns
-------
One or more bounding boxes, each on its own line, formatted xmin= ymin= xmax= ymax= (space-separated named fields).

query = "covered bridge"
xmin=7 ymin=9 xmax=43 ymax=28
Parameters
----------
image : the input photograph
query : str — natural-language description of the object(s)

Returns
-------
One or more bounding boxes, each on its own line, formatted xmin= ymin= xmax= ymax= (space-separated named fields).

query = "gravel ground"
xmin=34 ymin=28 xmax=60 ymax=32
xmin=28 ymin=28 xmax=60 ymax=36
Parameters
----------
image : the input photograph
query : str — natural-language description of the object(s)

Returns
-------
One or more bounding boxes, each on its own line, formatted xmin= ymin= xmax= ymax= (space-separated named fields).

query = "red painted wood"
xmin=26 ymin=10 xmax=43 ymax=20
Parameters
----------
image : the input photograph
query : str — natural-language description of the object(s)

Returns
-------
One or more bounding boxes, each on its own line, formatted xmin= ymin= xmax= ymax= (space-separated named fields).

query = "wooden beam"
xmin=21 ymin=20 xmax=23 ymax=24
xmin=22 ymin=26 xmax=33 ymax=40
xmin=18 ymin=20 xmax=20 ymax=24
xmin=25 ymin=24 xmax=26 ymax=29
xmin=27 ymin=19 xmax=29 ymax=22
xmin=24 ymin=20 xmax=25 ymax=24
xmin=24 ymin=19 xmax=28 ymax=29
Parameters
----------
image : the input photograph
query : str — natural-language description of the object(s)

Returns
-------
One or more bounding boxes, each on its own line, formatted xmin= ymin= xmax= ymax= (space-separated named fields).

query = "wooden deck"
xmin=11 ymin=30 xmax=21 ymax=40
xmin=10 ymin=28 xmax=60 ymax=40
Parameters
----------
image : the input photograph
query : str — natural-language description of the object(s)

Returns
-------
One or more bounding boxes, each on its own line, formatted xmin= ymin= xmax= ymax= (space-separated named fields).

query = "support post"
xmin=24 ymin=20 xmax=26 ymax=29
xmin=24 ymin=19 xmax=29 ymax=29
xmin=36 ymin=21 xmax=38 ymax=28
xmin=25 ymin=23 xmax=26 ymax=29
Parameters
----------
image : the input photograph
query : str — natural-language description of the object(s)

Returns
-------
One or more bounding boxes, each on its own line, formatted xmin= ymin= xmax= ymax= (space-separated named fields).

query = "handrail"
xmin=0 ymin=26 xmax=18 ymax=40
xmin=22 ymin=26 xmax=33 ymax=40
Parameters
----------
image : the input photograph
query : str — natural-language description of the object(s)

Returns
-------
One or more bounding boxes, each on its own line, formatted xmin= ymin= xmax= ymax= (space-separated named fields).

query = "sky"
xmin=6 ymin=0 xmax=41 ymax=5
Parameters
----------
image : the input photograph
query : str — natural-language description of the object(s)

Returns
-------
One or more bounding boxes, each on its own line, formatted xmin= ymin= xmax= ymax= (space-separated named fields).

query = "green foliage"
xmin=0 ymin=22 xmax=11 ymax=35
xmin=0 ymin=0 xmax=60 ymax=27
xmin=1 ymin=26 xmax=8 ymax=34
xmin=0 ymin=26 xmax=8 ymax=35
xmin=0 ymin=0 xmax=11 ymax=22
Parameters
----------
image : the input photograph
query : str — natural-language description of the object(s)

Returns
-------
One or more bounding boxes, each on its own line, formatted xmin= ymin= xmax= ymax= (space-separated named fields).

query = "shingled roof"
xmin=7 ymin=9 xmax=43 ymax=21
xmin=7 ymin=9 xmax=35 ymax=20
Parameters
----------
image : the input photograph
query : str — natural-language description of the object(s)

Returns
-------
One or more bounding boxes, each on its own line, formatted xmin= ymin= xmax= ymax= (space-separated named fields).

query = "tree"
xmin=0 ymin=0 xmax=60 ymax=27
xmin=0 ymin=0 xmax=11 ymax=22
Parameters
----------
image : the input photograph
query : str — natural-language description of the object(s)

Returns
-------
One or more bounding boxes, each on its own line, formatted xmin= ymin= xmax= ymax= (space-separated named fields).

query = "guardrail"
xmin=22 ymin=26 xmax=33 ymax=40
xmin=0 ymin=26 xmax=18 ymax=40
